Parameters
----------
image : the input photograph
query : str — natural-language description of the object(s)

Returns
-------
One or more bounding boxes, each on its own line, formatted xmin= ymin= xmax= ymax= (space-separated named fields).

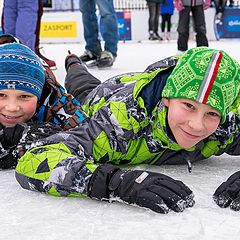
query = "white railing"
xmin=45 ymin=0 xmax=239 ymax=11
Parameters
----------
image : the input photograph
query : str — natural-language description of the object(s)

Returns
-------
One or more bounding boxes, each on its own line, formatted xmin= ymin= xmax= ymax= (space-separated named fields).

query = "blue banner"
xmin=216 ymin=7 xmax=240 ymax=38
xmin=99 ymin=10 xmax=132 ymax=41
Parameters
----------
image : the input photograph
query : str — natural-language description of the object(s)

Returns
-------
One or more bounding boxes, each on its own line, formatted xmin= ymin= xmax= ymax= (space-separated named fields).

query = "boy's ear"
xmin=163 ymin=98 xmax=169 ymax=107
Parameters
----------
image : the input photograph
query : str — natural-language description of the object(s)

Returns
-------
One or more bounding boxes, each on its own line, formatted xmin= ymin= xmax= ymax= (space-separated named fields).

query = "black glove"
xmin=15 ymin=122 xmax=63 ymax=157
xmin=88 ymin=164 xmax=195 ymax=214
xmin=213 ymin=171 xmax=240 ymax=211
xmin=0 ymin=124 xmax=25 ymax=169
xmin=19 ymin=122 xmax=62 ymax=143
xmin=0 ymin=122 xmax=62 ymax=148
xmin=0 ymin=124 xmax=25 ymax=149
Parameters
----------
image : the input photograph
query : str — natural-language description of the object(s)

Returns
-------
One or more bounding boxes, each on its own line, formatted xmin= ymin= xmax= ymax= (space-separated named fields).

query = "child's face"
xmin=0 ymin=89 xmax=38 ymax=127
xmin=163 ymin=98 xmax=221 ymax=149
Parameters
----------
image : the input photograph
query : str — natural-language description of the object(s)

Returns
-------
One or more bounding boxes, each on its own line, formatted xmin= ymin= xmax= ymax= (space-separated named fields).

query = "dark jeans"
xmin=147 ymin=2 xmax=161 ymax=33
xmin=79 ymin=0 xmax=118 ymax=56
xmin=177 ymin=5 xmax=208 ymax=51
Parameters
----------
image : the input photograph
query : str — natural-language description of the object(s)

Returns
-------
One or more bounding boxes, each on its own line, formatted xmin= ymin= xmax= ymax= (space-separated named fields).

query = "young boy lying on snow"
xmin=0 ymin=35 xmax=86 ymax=169
xmin=3 ymin=46 xmax=240 ymax=214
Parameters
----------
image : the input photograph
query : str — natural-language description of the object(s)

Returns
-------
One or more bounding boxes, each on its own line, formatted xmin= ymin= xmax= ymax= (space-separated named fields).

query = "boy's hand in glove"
xmin=88 ymin=164 xmax=195 ymax=214
xmin=0 ymin=122 xmax=61 ymax=150
xmin=213 ymin=171 xmax=240 ymax=211
xmin=0 ymin=124 xmax=25 ymax=149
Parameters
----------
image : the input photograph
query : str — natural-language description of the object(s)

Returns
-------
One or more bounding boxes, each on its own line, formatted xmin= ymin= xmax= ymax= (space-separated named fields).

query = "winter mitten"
xmin=213 ymin=171 xmax=240 ymax=211
xmin=21 ymin=122 xmax=62 ymax=142
xmin=0 ymin=124 xmax=25 ymax=149
xmin=0 ymin=124 xmax=25 ymax=169
xmin=88 ymin=164 xmax=195 ymax=214
xmin=174 ymin=0 xmax=184 ymax=11
xmin=16 ymin=122 xmax=63 ymax=156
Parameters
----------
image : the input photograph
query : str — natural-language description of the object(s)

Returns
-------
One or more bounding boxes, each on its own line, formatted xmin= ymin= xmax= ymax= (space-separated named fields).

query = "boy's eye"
xmin=183 ymin=102 xmax=194 ymax=109
xmin=19 ymin=95 xmax=32 ymax=99
xmin=208 ymin=111 xmax=221 ymax=118
xmin=0 ymin=93 xmax=6 ymax=98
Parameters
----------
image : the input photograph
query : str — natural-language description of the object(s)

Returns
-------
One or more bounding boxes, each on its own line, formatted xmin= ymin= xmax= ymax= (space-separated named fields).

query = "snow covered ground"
xmin=1 ymin=39 xmax=240 ymax=240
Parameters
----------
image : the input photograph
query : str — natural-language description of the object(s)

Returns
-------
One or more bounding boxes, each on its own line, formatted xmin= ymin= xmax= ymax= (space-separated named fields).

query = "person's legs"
xmin=2 ymin=0 xmax=18 ymax=36
xmin=79 ymin=0 xmax=102 ymax=57
xmin=65 ymin=55 xmax=101 ymax=104
xmin=153 ymin=3 xmax=160 ymax=35
xmin=192 ymin=6 xmax=208 ymax=47
xmin=166 ymin=14 xmax=171 ymax=32
xmin=147 ymin=2 xmax=156 ymax=33
xmin=147 ymin=2 xmax=159 ymax=40
xmin=177 ymin=7 xmax=191 ymax=52
xmin=96 ymin=0 xmax=118 ymax=57
xmin=34 ymin=0 xmax=43 ymax=51
xmin=15 ymin=0 xmax=39 ymax=51
xmin=161 ymin=14 xmax=167 ymax=33
xmin=166 ymin=14 xmax=172 ymax=40
xmin=153 ymin=3 xmax=162 ymax=40
xmin=214 ymin=0 xmax=221 ymax=14
xmin=161 ymin=14 xmax=167 ymax=39
xmin=218 ymin=0 xmax=227 ymax=21
xmin=34 ymin=0 xmax=56 ymax=69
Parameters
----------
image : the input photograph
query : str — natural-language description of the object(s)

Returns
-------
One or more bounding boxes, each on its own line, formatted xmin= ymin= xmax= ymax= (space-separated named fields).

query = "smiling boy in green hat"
xmin=11 ymin=46 xmax=240 ymax=214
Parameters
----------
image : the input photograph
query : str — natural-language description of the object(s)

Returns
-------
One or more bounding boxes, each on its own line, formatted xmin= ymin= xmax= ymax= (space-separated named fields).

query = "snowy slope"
xmin=1 ymin=40 xmax=240 ymax=240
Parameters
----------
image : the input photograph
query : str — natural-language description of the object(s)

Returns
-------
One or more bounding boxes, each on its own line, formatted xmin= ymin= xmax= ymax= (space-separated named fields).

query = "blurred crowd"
xmin=1 ymin=0 xmax=237 ymax=69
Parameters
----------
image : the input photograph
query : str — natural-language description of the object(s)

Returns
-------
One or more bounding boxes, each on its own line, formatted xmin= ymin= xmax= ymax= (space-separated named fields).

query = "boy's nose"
xmin=188 ymin=116 xmax=205 ymax=131
xmin=5 ymin=102 xmax=20 ymax=111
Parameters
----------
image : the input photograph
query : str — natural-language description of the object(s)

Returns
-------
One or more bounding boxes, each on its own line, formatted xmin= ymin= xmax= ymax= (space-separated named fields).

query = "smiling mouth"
xmin=181 ymin=128 xmax=201 ymax=139
xmin=2 ymin=114 xmax=21 ymax=119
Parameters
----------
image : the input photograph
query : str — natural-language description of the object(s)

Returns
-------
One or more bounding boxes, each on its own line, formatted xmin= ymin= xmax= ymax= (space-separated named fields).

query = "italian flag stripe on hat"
xmin=197 ymin=51 xmax=223 ymax=104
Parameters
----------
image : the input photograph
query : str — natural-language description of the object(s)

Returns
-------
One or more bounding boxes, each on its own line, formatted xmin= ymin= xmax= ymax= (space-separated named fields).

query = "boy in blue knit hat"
xmin=0 ymin=42 xmax=45 ymax=127
xmin=0 ymin=35 xmax=86 ymax=169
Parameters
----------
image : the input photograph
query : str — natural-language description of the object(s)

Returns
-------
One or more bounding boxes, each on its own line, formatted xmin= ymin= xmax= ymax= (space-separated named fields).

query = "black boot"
xmin=65 ymin=52 xmax=86 ymax=72
xmin=35 ymin=47 xmax=56 ymax=69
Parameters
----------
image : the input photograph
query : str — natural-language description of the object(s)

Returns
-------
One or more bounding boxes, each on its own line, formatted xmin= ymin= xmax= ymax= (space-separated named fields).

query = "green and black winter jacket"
xmin=14 ymin=56 xmax=240 ymax=198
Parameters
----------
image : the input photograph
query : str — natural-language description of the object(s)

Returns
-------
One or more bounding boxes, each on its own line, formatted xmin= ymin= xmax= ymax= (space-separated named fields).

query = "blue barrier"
xmin=216 ymin=7 xmax=240 ymax=38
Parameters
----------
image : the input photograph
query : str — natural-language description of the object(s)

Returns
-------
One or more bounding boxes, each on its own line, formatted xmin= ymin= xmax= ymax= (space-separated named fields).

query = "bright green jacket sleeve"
xmin=15 ymin=142 xmax=98 ymax=197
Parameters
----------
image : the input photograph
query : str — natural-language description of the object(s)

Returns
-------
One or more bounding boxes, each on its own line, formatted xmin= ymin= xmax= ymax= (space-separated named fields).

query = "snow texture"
xmin=1 ymin=40 xmax=240 ymax=240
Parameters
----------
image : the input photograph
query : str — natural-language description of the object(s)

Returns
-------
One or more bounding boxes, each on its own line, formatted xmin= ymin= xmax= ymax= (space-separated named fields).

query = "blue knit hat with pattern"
xmin=0 ymin=43 xmax=45 ymax=99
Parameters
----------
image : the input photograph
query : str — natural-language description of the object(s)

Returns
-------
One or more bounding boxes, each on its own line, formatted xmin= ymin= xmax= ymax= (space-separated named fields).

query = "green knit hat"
xmin=162 ymin=47 xmax=240 ymax=123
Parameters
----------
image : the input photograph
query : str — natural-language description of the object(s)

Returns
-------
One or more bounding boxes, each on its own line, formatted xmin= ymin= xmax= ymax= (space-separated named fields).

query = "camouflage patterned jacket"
xmin=15 ymin=56 xmax=240 ymax=198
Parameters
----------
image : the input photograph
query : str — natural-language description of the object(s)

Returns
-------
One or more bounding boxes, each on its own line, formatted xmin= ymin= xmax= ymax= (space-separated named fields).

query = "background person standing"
xmin=2 ymin=0 xmax=56 ymax=68
xmin=79 ymin=0 xmax=118 ymax=68
xmin=160 ymin=0 xmax=174 ymax=41
xmin=174 ymin=0 xmax=210 ymax=54
xmin=146 ymin=0 xmax=163 ymax=40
